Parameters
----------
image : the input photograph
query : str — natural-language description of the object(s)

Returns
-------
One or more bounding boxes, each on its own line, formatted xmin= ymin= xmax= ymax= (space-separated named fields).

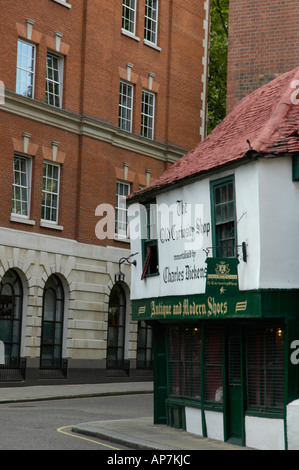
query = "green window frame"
xmin=141 ymin=201 xmax=159 ymax=279
xmin=210 ymin=176 xmax=236 ymax=258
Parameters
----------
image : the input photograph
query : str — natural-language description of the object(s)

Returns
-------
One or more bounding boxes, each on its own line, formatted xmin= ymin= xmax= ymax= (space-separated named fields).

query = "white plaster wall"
xmin=245 ymin=416 xmax=285 ymax=450
xmin=204 ymin=410 xmax=224 ymax=441
xmin=185 ymin=407 xmax=203 ymax=436
xmin=234 ymin=162 xmax=261 ymax=291
xmin=286 ymin=399 xmax=299 ymax=450
xmin=258 ymin=157 xmax=299 ymax=289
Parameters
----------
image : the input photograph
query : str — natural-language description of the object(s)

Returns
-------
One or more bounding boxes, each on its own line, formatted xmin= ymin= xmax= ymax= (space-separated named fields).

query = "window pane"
xmin=122 ymin=0 xmax=136 ymax=33
xmin=167 ymin=326 xmax=201 ymax=400
xmin=41 ymin=163 xmax=60 ymax=222
xmin=119 ymin=82 xmax=133 ymax=132
xmin=115 ymin=181 xmax=130 ymax=236
xmin=246 ymin=327 xmax=284 ymax=412
xmin=141 ymin=90 xmax=155 ymax=139
xmin=144 ymin=0 xmax=158 ymax=44
xmin=16 ymin=40 xmax=35 ymax=98
xmin=213 ymin=178 xmax=236 ymax=258
xmin=12 ymin=156 xmax=29 ymax=216
xmin=204 ymin=329 xmax=223 ymax=403
xmin=46 ymin=53 xmax=62 ymax=107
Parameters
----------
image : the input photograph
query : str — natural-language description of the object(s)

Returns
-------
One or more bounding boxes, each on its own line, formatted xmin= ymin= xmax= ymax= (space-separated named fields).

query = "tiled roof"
xmin=129 ymin=67 xmax=299 ymax=200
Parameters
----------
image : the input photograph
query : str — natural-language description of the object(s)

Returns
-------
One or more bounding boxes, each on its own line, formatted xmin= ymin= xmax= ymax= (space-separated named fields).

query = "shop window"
xmin=40 ymin=274 xmax=65 ymax=370
xmin=210 ymin=176 xmax=236 ymax=258
xmin=246 ymin=326 xmax=284 ymax=413
xmin=167 ymin=326 xmax=201 ymax=400
xmin=137 ymin=321 xmax=153 ymax=369
xmin=0 ymin=270 xmax=23 ymax=368
xmin=141 ymin=201 xmax=158 ymax=279
xmin=204 ymin=328 xmax=223 ymax=404
xmin=107 ymin=284 xmax=126 ymax=369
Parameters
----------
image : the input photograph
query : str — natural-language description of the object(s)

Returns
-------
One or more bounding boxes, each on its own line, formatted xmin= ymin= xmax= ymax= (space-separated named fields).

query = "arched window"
xmin=107 ymin=284 xmax=126 ymax=369
xmin=0 ymin=269 xmax=23 ymax=368
xmin=40 ymin=274 xmax=64 ymax=370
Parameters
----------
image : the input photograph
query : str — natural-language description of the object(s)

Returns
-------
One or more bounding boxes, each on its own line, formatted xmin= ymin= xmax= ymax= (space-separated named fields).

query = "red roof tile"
xmin=129 ymin=67 xmax=299 ymax=200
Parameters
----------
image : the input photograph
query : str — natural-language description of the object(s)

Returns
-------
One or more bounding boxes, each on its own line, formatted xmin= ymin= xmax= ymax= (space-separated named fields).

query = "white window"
xmin=115 ymin=181 xmax=130 ymax=238
xmin=122 ymin=0 xmax=137 ymax=35
xmin=41 ymin=162 xmax=60 ymax=223
xmin=46 ymin=52 xmax=63 ymax=107
xmin=119 ymin=81 xmax=134 ymax=132
xmin=144 ymin=0 xmax=158 ymax=45
xmin=141 ymin=90 xmax=155 ymax=139
xmin=16 ymin=39 xmax=35 ymax=98
xmin=12 ymin=155 xmax=32 ymax=217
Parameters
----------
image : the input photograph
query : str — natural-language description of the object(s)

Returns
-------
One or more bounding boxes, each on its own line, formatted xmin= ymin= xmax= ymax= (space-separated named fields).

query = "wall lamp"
xmin=114 ymin=252 xmax=138 ymax=284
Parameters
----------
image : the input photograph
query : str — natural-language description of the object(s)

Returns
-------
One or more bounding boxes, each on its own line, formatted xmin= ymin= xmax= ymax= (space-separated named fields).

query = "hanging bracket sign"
xmin=205 ymin=257 xmax=239 ymax=296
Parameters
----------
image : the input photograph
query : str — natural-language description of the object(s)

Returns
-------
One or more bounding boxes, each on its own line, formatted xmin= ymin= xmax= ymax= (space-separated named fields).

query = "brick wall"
xmin=0 ymin=0 xmax=207 ymax=247
xmin=227 ymin=0 xmax=299 ymax=113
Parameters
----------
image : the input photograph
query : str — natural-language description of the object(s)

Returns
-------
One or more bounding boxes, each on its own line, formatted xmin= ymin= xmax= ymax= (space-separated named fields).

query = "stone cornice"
xmin=0 ymin=91 xmax=185 ymax=164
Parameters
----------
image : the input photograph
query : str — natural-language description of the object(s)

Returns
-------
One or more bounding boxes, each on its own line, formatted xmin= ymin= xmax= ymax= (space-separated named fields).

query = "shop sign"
xmin=205 ymin=257 xmax=239 ymax=296
xmin=132 ymin=291 xmax=260 ymax=321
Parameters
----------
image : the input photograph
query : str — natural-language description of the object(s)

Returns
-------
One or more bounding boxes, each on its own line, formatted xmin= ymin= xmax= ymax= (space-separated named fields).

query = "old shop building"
xmin=0 ymin=0 xmax=208 ymax=384
xmin=128 ymin=67 xmax=299 ymax=449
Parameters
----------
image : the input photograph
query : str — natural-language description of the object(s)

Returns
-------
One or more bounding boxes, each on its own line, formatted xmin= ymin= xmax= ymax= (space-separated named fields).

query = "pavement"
xmin=0 ymin=381 xmax=249 ymax=451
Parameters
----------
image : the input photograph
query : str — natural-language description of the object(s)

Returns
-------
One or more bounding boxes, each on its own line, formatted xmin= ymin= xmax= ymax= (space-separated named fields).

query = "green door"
xmin=227 ymin=333 xmax=244 ymax=444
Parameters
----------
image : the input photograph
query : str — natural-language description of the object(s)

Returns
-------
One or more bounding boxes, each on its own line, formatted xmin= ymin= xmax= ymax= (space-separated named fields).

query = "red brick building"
xmin=226 ymin=0 xmax=299 ymax=112
xmin=0 ymin=0 xmax=208 ymax=384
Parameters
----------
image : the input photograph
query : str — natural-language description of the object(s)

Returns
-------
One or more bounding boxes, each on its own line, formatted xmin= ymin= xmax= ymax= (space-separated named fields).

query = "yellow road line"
xmin=57 ymin=425 xmax=121 ymax=449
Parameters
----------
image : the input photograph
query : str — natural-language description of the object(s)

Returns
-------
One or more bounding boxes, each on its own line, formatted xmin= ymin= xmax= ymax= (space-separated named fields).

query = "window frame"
xmin=210 ymin=175 xmax=237 ymax=258
xmin=11 ymin=155 xmax=32 ymax=219
xmin=119 ymin=80 xmax=134 ymax=133
xmin=107 ymin=284 xmax=126 ymax=370
xmin=136 ymin=321 xmax=153 ymax=369
xmin=0 ymin=269 xmax=23 ymax=369
xmin=115 ymin=180 xmax=131 ymax=239
xmin=16 ymin=39 xmax=36 ymax=99
xmin=141 ymin=89 xmax=155 ymax=140
xmin=122 ymin=0 xmax=137 ymax=35
xmin=40 ymin=274 xmax=65 ymax=370
xmin=41 ymin=161 xmax=61 ymax=224
xmin=46 ymin=51 xmax=64 ymax=108
xmin=144 ymin=0 xmax=159 ymax=46
xmin=141 ymin=201 xmax=159 ymax=278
